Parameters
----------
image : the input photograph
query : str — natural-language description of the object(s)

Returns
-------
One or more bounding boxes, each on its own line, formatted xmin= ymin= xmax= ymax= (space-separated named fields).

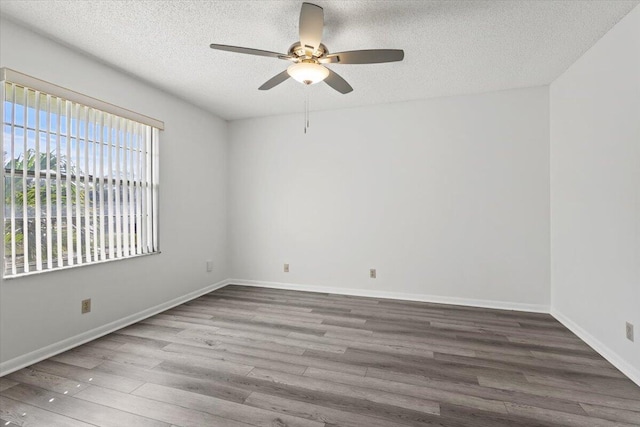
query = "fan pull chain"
xmin=304 ymin=86 xmax=310 ymax=134
xmin=307 ymin=88 xmax=310 ymax=129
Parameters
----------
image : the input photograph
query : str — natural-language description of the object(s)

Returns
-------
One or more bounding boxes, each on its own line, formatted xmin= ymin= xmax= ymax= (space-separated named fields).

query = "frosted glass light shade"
xmin=287 ymin=62 xmax=329 ymax=85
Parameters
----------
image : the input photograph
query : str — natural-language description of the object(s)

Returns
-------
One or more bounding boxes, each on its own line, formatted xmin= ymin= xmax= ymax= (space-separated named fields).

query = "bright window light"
xmin=2 ymin=72 xmax=161 ymax=277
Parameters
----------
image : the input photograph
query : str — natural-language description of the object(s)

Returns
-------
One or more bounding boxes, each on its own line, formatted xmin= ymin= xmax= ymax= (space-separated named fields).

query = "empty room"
xmin=0 ymin=0 xmax=639 ymax=426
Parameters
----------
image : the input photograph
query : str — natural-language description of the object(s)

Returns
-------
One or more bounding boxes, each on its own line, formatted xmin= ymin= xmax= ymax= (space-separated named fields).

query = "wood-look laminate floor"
xmin=1 ymin=285 xmax=639 ymax=426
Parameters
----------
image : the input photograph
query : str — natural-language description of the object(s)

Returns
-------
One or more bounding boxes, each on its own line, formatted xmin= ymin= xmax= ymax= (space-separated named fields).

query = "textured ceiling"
xmin=1 ymin=1 xmax=638 ymax=120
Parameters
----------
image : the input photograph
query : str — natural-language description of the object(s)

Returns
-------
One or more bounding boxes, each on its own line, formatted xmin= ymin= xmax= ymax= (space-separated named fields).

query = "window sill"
xmin=2 ymin=251 xmax=162 ymax=281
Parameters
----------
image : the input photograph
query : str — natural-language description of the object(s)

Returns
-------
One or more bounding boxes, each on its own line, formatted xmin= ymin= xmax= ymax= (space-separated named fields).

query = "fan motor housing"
xmin=288 ymin=42 xmax=328 ymax=60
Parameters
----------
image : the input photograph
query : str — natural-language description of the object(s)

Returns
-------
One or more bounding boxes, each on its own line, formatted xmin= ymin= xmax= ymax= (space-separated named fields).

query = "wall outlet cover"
xmin=626 ymin=322 xmax=634 ymax=342
xmin=284 ymin=263 xmax=290 ymax=273
xmin=81 ymin=299 xmax=91 ymax=314
xmin=370 ymin=269 xmax=377 ymax=279
xmin=206 ymin=260 xmax=213 ymax=272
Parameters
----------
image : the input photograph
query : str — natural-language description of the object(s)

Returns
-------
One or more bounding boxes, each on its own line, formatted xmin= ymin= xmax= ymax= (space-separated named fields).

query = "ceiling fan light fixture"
xmin=287 ymin=61 xmax=329 ymax=85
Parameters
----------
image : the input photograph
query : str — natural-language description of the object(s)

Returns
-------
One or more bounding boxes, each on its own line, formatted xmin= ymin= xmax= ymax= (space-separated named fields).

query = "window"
xmin=2 ymin=69 xmax=163 ymax=277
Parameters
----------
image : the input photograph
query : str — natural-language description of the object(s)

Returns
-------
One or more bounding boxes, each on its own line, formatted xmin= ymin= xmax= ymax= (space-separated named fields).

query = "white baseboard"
xmin=550 ymin=308 xmax=640 ymax=387
xmin=0 ymin=278 xmax=231 ymax=377
xmin=228 ymin=278 xmax=550 ymax=313
xmin=6 ymin=276 xmax=636 ymax=388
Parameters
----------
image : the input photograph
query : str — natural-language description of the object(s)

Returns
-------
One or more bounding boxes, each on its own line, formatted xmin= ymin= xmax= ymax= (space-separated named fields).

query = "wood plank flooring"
xmin=1 ymin=285 xmax=639 ymax=426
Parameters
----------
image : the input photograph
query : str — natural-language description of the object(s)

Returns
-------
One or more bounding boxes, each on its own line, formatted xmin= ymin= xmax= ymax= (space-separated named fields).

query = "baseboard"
xmin=228 ymin=278 xmax=550 ymax=313
xmin=551 ymin=308 xmax=640 ymax=387
xmin=0 ymin=278 xmax=232 ymax=377
xmin=5 ymin=277 xmax=636 ymax=387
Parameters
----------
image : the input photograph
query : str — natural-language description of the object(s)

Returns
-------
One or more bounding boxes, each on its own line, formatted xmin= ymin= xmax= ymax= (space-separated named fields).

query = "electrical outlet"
xmin=206 ymin=260 xmax=213 ymax=272
xmin=284 ymin=263 xmax=290 ymax=273
xmin=81 ymin=299 xmax=91 ymax=314
xmin=370 ymin=268 xmax=376 ymax=279
xmin=626 ymin=322 xmax=634 ymax=342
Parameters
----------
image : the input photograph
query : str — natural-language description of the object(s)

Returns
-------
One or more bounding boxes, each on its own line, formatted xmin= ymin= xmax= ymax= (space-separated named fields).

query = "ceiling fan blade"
xmin=324 ymin=68 xmax=353 ymax=94
xmin=321 ymin=49 xmax=405 ymax=64
xmin=210 ymin=44 xmax=288 ymax=59
xmin=299 ymin=2 xmax=324 ymax=56
xmin=258 ymin=70 xmax=290 ymax=90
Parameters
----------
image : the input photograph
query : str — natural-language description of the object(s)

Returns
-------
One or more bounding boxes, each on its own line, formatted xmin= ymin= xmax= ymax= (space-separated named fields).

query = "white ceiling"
xmin=1 ymin=1 xmax=638 ymax=121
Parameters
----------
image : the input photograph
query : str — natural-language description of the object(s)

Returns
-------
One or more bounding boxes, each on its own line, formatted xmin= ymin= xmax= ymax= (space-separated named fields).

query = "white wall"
xmin=0 ymin=18 xmax=228 ymax=370
xmin=228 ymin=86 xmax=550 ymax=309
xmin=5 ymin=2 xmax=636 ymax=386
xmin=550 ymin=5 xmax=640 ymax=384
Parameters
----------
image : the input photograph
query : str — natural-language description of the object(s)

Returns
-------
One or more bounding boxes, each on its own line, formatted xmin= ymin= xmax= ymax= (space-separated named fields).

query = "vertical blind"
xmin=2 ymin=75 xmax=161 ymax=277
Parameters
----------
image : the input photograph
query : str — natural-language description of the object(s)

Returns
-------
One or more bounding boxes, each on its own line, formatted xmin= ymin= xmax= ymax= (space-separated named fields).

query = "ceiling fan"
xmin=210 ymin=2 xmax=405 ymax=94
